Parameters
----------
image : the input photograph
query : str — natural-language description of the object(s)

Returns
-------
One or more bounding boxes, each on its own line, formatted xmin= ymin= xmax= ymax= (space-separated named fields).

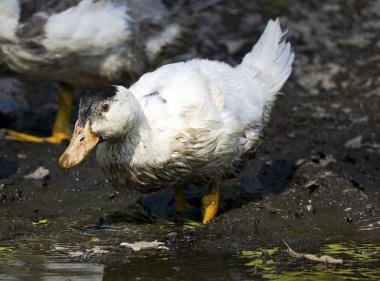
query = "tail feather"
xmin=238 ymin=18 xmax=294 ymax=93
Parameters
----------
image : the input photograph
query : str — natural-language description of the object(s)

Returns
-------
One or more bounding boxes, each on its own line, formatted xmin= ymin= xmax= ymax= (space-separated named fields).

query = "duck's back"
xmin=0 ymin=0 xmax=184 ymax=85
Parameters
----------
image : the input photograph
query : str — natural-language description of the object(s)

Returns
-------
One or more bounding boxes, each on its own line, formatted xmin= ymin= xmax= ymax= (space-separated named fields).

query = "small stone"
xmin=24 ymin=166 xmax=49 ymax=180
xmin=350 ymin=116 xmax=368 ymax=124
xmin=364 ymin=204 xmax=375 ymax=214
xmin=296 ymin=159 xmax=306 ymax=166
xmin=287 ymin=132 xmax=296 ymax=139
xmin=162 ymin=232 xmax=177 ymax=244
xmin=345 ymin=135 xmax=363 ymax=149
xmin=17 ymin=154 xmax=27 ymax=159
xmin=54 ymin=246 xmax=68 ymax=252
xmin=90 ymin=237 xmax=100 ymax=243
xmin=319 ymin=154 xmax=336 ymax=167
xmin=338 ymin=34 xmax=368 ymax=48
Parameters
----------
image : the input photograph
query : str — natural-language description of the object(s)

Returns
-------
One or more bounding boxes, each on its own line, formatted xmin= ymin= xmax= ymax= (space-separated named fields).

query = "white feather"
xmin=42 ymin=0 xmax=132 ymax=54
xmin=238 ymin=18 xmax=294 ymax=94
xmin=0 ymin=0 xmax=20 ymax=43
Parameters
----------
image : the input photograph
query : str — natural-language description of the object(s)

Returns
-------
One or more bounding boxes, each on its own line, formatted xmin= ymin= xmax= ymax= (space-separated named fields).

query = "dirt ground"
xmin=0 ymin=0 xmax=379 ymax=256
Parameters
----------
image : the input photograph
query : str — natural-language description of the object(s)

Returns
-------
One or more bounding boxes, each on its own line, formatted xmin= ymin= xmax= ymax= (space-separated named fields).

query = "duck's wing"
xmin=2 ymin=1 xmax=82 ymax=50
xmin=131 ymin=61 xmax=228 ymax=133
xmin=3 ymin=0 xmax=136 ymax=55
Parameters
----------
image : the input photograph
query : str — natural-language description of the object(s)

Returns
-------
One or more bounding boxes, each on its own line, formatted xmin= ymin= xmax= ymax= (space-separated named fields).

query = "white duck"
xmin=59 ymin=19 xmax=294 ymax=224
xmin=0 ymin=0 xmax=208 ymax=143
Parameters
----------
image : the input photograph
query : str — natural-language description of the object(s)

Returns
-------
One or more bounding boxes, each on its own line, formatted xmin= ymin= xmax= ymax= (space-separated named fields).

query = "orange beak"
xmin=58 ymin=121 xmax=99 ymax=169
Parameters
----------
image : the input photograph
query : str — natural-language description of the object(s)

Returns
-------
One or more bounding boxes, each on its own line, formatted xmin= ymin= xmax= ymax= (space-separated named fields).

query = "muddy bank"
xmin=196 ymin=162 xmax=380 ymax=253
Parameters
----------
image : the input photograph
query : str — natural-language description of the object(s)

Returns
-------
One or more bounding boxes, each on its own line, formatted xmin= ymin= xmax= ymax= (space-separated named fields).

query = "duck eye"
xmin=101 ymin=104 xmax=110 ymax=112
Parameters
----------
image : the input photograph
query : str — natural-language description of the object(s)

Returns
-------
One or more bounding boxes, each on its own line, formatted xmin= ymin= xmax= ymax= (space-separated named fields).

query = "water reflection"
xmin=0 ymin=242 xmax=379 ymax=280
xmin=0 ymin=253 xmax=104 ymax=281
xmin=103 ymin=251 xmax=253 ymax=281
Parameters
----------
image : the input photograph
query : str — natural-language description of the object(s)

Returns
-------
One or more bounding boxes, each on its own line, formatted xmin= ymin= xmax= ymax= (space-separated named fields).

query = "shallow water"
xmin=1 ymin=225 xmax=379 ymax=281
xmin=1 ymin=255 xmax=103 ymax=281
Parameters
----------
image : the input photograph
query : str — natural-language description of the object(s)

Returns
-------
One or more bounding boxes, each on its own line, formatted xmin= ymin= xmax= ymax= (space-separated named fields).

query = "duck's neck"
xmin=121 ymin=114 xmax=161 ymax=164
xmin=124 ymin=117 xmax=151 ymax=148
xmin=98 ymin=114 xmax=156 ymax=166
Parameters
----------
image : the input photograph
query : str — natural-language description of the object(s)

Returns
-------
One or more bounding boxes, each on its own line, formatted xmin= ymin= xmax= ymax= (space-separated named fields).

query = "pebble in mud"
xmin=23 ymin=166 xmax=49 ymax=180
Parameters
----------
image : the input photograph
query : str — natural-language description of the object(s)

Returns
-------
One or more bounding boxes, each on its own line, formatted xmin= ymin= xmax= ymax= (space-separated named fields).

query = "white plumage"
xmin=0 ymin=0 xmax=20 ymax=42
xmin=42 ymin=0 xmax=132 ymax=54
xmin=112 ymin=19 xmax=294 ymax=170
xmin=59 ymin=19 xmax=294 ymax=223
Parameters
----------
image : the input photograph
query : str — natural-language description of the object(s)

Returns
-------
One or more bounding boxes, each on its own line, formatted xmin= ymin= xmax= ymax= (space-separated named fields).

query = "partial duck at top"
xmin=0 ymin=0 xmax=215 ymax=143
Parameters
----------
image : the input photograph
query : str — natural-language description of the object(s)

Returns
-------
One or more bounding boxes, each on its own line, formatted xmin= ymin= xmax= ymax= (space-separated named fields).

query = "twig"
xmin=284 ymin=241 xmax=343 ymax=265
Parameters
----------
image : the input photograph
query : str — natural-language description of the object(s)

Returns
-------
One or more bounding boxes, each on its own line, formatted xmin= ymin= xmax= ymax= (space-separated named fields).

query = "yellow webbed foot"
xmin=1 ymin=82 xmax=74 ymax=144
xmin=2 ymin=129 xmax=69 ymax=143
xmin=44 ymin=132 xmax=71 ymax=143
xmin=201 ymin=190 xmax=220 ymax=224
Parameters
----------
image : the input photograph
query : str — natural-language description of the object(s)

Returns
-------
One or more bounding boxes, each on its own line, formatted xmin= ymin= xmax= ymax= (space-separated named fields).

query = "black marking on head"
xmin=78 ymin=85 xmax=118 ymax=126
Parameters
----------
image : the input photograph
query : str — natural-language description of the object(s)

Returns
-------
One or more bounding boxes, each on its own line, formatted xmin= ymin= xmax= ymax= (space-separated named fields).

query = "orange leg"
xmin=3 ymin=83 xmax=74 ymax=143
xmin=201 ymin=182 xmax=220 ymax=224
xmin=173 ymin=185 xmax=193 ymax=213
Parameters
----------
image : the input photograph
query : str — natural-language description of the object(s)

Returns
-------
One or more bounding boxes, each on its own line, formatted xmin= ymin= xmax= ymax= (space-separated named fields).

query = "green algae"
xmin=0 ymin=246 xmax=13 ymax=256
xmin=237 ymin=242 xmax=380 ymax=280
xmin=32 ymin=218 xmax=49 ymax=226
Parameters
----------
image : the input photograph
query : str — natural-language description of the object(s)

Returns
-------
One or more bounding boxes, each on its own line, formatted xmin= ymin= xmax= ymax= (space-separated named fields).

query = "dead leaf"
xmin=68 ymin=251 xmax=84 ymax=259
xmin=120 ymin=240 xmax=169 ymax=251
xmin=54 ymin=246 xmax=68 ymax=252
xmin=84 ymin=246 xmax=109 ymax=259
xmin=284 ymin=241 xmax=343 ymax=265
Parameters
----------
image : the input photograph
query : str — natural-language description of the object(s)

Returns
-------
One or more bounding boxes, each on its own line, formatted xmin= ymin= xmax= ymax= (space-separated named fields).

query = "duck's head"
xmin=58 ymin=85 xmax=142 ymax=169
